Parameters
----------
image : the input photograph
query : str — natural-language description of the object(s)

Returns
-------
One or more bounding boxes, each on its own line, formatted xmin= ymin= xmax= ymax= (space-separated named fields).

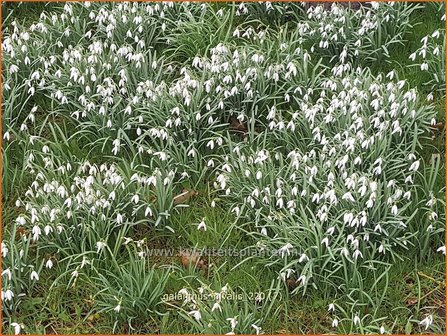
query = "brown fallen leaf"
xmin=179 ymin=249 xmax=208 ymax=275
xmin=173 ymin=189 xmax=198 ymax=205
xmin=229 ymin=116 xmax=247 ymax=139
xmin=15 ymin=227 xmax=28 ymax=239
xmin=429 ymin=122 xmax=444 ymax=132
xmin=286 ymin=278 xmax=298 ymax=292
xmin=406 ymin=298 xmax=418 ymax=307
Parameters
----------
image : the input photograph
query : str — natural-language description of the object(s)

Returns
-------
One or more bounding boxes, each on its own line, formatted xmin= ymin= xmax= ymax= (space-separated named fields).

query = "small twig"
xmin=417 ymin=271 xmax=444 ymax=286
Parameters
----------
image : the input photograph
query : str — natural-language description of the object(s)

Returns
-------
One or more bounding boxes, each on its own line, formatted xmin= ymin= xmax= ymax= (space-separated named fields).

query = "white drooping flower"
xmin=419 ymin=315 xmax=433 ymax=330
xmin=408 ymin=160 xmax=420 ymax=172
xmin=131 ymin=194 xmax=139 ymax=204
xmin=10 ymin=323 xmax=23 ymax=335
xmin=188 ymin=310 xmax=201 ymax=321
xmin=46 ymin=259 xmax=54 ymax=269
xmin=96 ymin=241 xmax=107 ymax=253
xmin=30 ymin=271 xmax=39 ymax=281
xmin=211 ymin=302 xmax=221 ymax=312
xmin=4 ymin=289 xmax=14 ymax=301
xmin=278 ymin=243 xmax=293 ymax=258
xmin=252 ymin=324 xmax=262 ymax=335
xmin=227 ymin=317 xmax=238 ymax=331
xmin=197 ymin=219 xmax=207 ymax=231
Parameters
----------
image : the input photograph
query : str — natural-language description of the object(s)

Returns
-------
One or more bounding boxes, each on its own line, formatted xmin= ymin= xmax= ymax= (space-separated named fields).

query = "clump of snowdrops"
xmin=215 ymin=65 xmax=445 ymax=329
xmin=409 ymin=25 xmax=446 ymax=95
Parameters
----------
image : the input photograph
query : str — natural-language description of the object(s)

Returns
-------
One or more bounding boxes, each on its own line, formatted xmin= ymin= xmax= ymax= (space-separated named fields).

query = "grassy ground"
xmin=2 ymin=2 xmax=445 ymax=334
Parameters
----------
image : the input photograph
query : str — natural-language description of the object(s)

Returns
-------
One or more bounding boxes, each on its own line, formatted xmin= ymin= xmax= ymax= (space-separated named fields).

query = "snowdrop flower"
xmin=96 ymin=241 xmax=107 ymax=253
xmin=211 ymin=302 xmax=221 ymax=312
xmin=353 ymin=250 xmax=363 ymax=260
xmin=189 ymin=310 xmax=201 ymax=321
xmin=419 ymin=315 xmax=433 ymax=330
xmin=252 ymin=324 xmax=262 ymax=335
xmin=142 ymin=205 xmax=152 ymax=217
xmin=112 ymin=139 xmax=120 ymax=155
xmin=197 ymin=219 xmax=207 ymax=231
xmin=46 ymin=259 xmax=53 ymax=269
xmin=9 ymin=64 xmax=19 ymax=74
xmin=298 ymin=253 xmax=309 ymax=263
xmin=32 ymin=225 xmax=41 ymax=241
xmin=2 ymin=268 xmax=12 ymax=281
xmin=391 ymin=205 xmax=398 ymax=215
xmin=114 ymin=300 xmax=122 ymax=313
xmin=297 ymin=275 xmax=306 ymax=285
xmin=227 ymin=317 xmax=238 ymax=330
xmin=437 ymin=246 xmax=445 ymax=254
xmin=328 ymin=303 xmax=335 ymax=312
xmin=386 ymin=70 xmax=394 ymax=80
xmin=256 ymin=171 xmax=262 ymax=180
xmin=372 ymin=165 xmax=382 ymax=175
xmin=342 ymin=192 xmax=354 ymax=202
xmin=10 ymin=323 xmax=23 ymax=335
xmin=380 ymin=326 xmax=386 ymax=334
xmin=30 ymin=271 xmax=39 ymax=281
xmin=409 ymin=160 xmax=420 ymax=172
xmin=321 ymin=237 xmax=329 ymax=247
xmin=131 ymin=194 xmax=139 ymax=204
xmin=278 ymin=243 xmax=293 ymax=258
xmin=178 ymin=288 xmax=189 ymax=297
xmin=344 ymin=212 xmax=353 ymax=225
xmin=2 ymin=243 xmax=9 ymax=258
xmin=403 ymin=191 xmax=411 ymax=200
xmin=353 ymin=315 xmax=361 ymax=326
xmin=3 ymin=131 xmax=10 ymax=141
xmin=4 ymin=289 xmax=14 ymax=301
xmin=108 ymin=190 xmax=116 ymax=201
xmin=187 ymin=149 xmax=195 ymax=157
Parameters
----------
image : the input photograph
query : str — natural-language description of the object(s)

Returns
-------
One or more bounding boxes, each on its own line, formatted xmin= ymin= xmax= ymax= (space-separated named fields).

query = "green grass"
xmin=1 ymin=2 xmax=61 ymax=29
